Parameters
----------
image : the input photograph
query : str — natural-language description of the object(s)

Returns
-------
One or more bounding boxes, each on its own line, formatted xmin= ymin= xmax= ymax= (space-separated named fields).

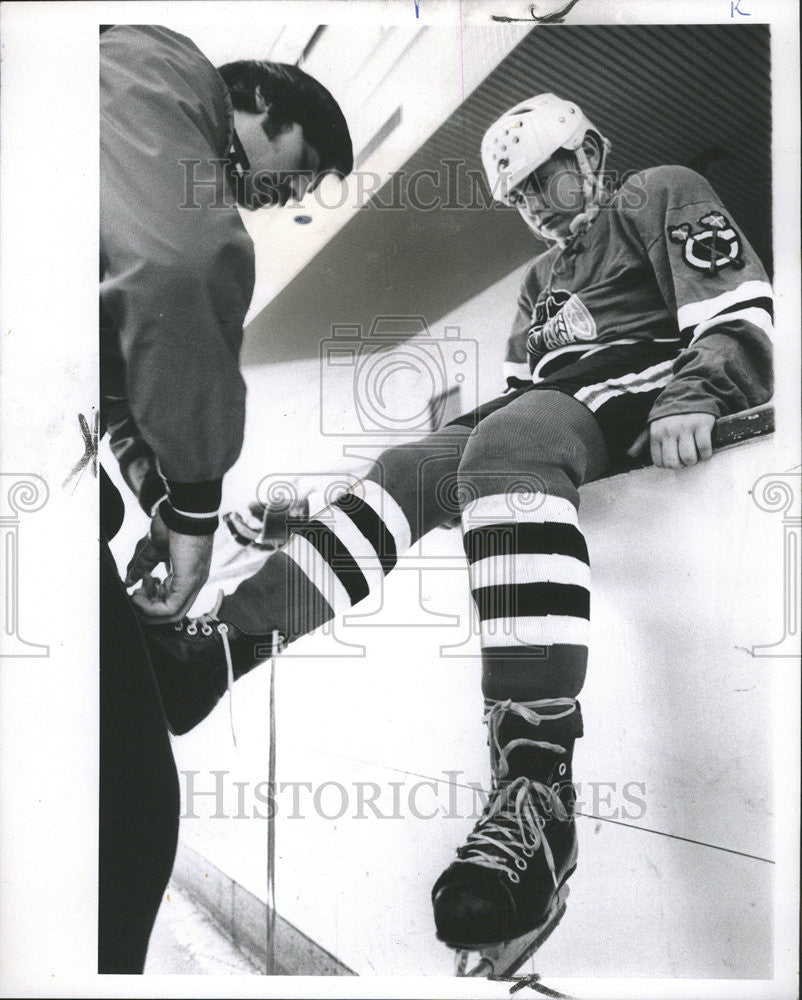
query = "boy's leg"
xmin=459 ymin=388 xmax=609 ymax=702
xmin=145 ymin=422 xmax=473 ymax=733
xmin=433 ymin=389 xmax=611 ymax=951
xmin=220 ymin=423 xmax=471 ymax=641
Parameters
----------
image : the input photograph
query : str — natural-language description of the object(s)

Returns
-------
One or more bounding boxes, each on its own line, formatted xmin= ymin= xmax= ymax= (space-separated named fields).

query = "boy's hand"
xmin=627 ymin=413 xmax=715 ymax=469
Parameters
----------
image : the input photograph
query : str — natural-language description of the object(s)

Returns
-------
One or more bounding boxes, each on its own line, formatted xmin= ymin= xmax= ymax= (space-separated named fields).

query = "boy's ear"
xmin=581 ymin=133 xmax=602 ymax=171
xmin=254 ymin=85 xmax=269 ymax=114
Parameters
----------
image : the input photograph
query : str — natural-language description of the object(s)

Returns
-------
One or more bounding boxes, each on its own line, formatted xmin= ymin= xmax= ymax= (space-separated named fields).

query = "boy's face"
xmin=232 ymin=112 xmax=321 ymax=210
xmin=506 ymin=151 xmax=586 ymax=241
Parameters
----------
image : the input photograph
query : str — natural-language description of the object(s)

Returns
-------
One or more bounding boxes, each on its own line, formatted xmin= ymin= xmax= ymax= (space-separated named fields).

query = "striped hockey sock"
xmin=462 ymin=491 xmax=590 ymax=701
xmin=254 ymin=478 xmax=413 ymax=642
xmin=221 ymin=426 xmax=471 ymax=640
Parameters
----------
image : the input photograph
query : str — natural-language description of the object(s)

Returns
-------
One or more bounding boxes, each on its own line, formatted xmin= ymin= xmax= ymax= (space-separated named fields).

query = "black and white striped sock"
xmin=248 ymin=479 xmax=413 ymax=642
xmin=462 ymin=491 xmax=590 ymax=701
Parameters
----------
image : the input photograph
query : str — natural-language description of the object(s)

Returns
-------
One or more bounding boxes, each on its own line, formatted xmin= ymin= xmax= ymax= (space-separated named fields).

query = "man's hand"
xmin=127 ymin=513 xmax=214 ymax=623
xmin=626 ymin=412 xmax=716 ymax=469
xmin=125 ymin=509 xmax=171 ymax=586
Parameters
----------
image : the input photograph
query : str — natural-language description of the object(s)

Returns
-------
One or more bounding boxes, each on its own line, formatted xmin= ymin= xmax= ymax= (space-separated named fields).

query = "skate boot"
xmin=144 ymin=595 xmax=284 ymax=735
xmin=432 ymin=697 xmax=582 ymax=977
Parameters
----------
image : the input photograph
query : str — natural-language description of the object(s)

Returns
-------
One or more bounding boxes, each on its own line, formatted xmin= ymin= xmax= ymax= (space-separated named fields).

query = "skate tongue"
xmin=495 ymin=713 xmax=571 ymax=783
xmin=502 ymin=742 xmax=558 ymax=782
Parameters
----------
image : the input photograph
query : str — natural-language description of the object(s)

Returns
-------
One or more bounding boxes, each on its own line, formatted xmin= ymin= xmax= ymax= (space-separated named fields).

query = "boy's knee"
xmin=457 ymin=403 xmax=593 ymax=505
xmin=459 ymin=407 xmax=554 ymax=473
xmin=369 ymin=426 xmax=468 ymax=487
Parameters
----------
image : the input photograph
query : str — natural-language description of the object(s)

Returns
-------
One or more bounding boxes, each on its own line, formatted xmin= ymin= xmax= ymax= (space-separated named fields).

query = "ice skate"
xmin=144 ymin=591 xmax=284 ymax=734
xmin=432 ymin=698 xmax=581 ymax=978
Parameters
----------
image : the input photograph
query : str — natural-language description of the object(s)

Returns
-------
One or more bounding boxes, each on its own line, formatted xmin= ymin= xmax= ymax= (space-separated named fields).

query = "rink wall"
xmin=157 ymin=260 xmax=786 ymax=975
xmin=167 ymin=415 xmax=783 ymax=979
xmin=101 ymin=262 xmax=791 ymax=979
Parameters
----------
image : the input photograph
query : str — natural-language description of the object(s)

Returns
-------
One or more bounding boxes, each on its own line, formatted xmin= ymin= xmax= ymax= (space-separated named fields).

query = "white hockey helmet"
xmin=481 ymin=93 xmax=603 ymax=203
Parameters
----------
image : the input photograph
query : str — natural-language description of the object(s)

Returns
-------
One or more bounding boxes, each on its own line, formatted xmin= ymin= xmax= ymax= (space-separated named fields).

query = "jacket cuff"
xmin=157 ymin=478 xmax=223 ymax=536
xmin=118 ymin=439 xmax=155 ymax=493
xmin=647 ymin=397 xmax=721 ymax=424
xmin=138 ymin=466 xmax=168 ymax=517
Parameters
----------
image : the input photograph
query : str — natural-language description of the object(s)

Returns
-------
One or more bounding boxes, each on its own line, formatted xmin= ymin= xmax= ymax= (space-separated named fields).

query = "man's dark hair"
xmin=217 ymin=60 xmax=353 ymax=179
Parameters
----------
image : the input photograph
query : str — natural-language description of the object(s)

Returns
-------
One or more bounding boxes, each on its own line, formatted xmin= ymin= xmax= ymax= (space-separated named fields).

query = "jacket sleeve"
xmin=100 ymin=26 xmax=255 ymax=534
xmin=623 ymin=166 xmax=773 ymax=423
xmin=104 ymin=399 xmax=167 ymax=516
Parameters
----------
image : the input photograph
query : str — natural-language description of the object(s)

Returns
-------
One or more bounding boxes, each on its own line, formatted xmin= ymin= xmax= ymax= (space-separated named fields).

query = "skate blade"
xmin=455 ymin=883 xmax=570 ymax=978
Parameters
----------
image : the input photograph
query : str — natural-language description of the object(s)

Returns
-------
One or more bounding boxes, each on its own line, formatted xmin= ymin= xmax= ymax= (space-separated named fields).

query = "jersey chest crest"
xmin=527 ymin=289 xmax=597 ymax=358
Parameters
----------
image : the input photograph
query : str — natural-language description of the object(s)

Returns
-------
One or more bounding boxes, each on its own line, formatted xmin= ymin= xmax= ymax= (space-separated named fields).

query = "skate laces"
xmin=486 ymin=698 xmax=576 ymax=781
xmin=454 ymin=698 xmax=577 ymax=887
xmin=173 ymin=589 xmax=237 ymax=746
xmin=456 ymin=776 xmax=568 ymax=887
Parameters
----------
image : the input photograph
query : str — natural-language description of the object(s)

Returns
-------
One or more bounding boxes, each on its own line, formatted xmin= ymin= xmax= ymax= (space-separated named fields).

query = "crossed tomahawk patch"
xmin=669 ymin=212 xmax=745 ymax=273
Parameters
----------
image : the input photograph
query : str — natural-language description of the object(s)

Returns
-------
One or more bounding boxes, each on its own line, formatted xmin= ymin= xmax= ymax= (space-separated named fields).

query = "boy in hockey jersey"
xmin=139 ymin=94 xmax=773 ymax=962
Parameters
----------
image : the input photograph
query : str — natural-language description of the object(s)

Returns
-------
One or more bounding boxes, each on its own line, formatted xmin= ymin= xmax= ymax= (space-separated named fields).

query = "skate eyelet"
xmin=186 ymin=623 xmax=198 ymax=636
xmin=507 ymin=870 xmax=521 ymax=884
xmin=217 ymin=623 xmax=229 ymax=635
xmin=201 ymin=623 xmax=213 ymax=636
xmin=551 ymin=782 xmax=561 ymax=794
xmin=522 ymin=846 xmax=535 ymax=857
xmin=558 ymin=763 xmax=567 ymax=777
xmin=173 ymin=623 xmax=183 ymax=632
xmin=515 ymin=857 xmax=527 ymax=871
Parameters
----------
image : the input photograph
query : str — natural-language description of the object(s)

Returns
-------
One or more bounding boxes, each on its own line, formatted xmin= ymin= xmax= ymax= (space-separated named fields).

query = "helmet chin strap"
xmin=567 ymin=135 xmax=612 ymax=240
xmin=521 ymin=214 xmax=558 ymax=243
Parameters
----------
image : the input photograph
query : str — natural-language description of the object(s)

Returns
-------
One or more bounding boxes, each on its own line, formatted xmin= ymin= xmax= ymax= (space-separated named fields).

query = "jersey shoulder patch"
xmin=668 ymin=212 xmax=745 ymax=273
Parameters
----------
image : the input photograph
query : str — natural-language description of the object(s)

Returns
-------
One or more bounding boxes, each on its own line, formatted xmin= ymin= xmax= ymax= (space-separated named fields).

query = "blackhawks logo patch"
xmin=668 ymin=213 xmax=744 ymax=273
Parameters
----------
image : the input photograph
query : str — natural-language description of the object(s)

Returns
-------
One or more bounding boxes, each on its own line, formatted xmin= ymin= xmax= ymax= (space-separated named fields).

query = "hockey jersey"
xmin=504 ymin=165 xmax=773 ymax=425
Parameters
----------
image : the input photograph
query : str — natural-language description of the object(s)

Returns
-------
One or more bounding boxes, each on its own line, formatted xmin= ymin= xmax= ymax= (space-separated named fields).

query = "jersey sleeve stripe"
xmin=716 ymin=296 xmax=774 ymax=320
xmin=689 ymin=306 xmax=774 ymax=345
xmin=681 ymin=297 xmax=775 ymax=342
xmin=676 ymin=279 xmax=774 ymax=334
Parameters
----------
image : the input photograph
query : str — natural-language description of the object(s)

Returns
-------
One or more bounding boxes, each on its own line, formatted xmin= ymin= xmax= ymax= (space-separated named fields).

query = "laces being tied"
xmin=454 ymin=698 xmax=577 ymax=888
xmin=174 ymin=589 xmax=237 ymax=746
